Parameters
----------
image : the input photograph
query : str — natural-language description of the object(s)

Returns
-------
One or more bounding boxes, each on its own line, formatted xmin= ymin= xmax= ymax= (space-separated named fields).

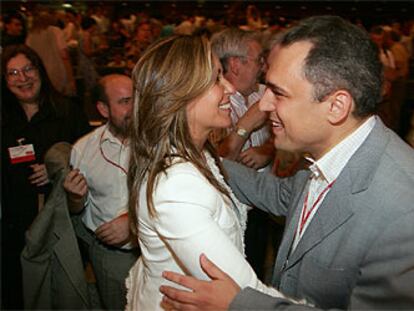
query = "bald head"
xmin=96 ymin=74 xmax=132 ymax=104
xmin=95 ymin=74 xmax=133 ymax=140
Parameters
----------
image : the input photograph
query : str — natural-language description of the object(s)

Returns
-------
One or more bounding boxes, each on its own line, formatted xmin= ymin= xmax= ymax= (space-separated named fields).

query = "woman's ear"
xmin=326 ymin=90 xmax=353 ymax=125
xmin=96 ymin=101 xmax=109 ymax=119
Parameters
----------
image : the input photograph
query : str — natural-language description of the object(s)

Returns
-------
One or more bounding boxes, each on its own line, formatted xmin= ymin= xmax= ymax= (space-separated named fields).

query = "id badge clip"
xmin=8 ymin=138 xmax=36 ymax=164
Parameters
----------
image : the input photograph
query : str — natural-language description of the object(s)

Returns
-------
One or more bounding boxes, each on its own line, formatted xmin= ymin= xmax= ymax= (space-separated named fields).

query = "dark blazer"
xmin=21 ymin=142 xmax=90 ymax=309
xmin=225 ymin=119 xmax=414 ymax=310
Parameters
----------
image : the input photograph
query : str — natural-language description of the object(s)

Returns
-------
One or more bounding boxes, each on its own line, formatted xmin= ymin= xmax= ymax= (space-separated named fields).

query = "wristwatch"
xmin=235 ymin=126 xmax=249 ymax=139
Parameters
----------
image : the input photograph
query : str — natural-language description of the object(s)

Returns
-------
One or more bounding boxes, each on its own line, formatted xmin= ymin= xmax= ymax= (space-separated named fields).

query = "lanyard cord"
xmin=99 ymin=129 xmax=128 ymax=175
xmin=299 ymin=178 xmax=336 ymax=235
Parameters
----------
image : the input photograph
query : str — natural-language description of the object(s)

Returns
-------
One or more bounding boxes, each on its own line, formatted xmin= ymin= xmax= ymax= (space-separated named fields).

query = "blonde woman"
xmin=126 ymin=35 xmax=285 ymax=310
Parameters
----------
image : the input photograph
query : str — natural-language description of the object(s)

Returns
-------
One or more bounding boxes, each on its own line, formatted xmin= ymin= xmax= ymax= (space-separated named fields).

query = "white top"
xmin=125 ymin=152 xmax=285 ymax=310
xmin=292 ymin=116 xmax=377 ymax=251
xmin=70 ymin=124 xmax=131 ymax=248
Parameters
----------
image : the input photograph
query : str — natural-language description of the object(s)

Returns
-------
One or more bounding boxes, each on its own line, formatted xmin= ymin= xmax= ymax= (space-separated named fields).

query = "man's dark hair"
xmin=281 ymin=15 xmax=383 ymax=118
xmin=3 ymin=12 xmax=24 ymax=25
xmin=370 ymin=25 xmax=384 ymax=35
xmin=81 ymin=16 xmax=97 ymax=31
xmin=64 ymin=7 xmax=78 ymax=17
xmin=389 ymin=30 xmax=401 ymax=43
xmin=92 ymin=79 xmax=109 ymax=105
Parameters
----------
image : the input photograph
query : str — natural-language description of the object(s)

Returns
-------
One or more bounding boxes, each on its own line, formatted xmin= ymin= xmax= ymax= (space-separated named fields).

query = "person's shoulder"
xmin=53 ymin=95 xmax=84 ymax=117
xmin=163 ymin=160 xmax=203 ymax=179
xmin=49 ymin=25 xmax=64 ymax=34
xmin=383 ymin=134 xmax=414 ymax=180
xmin=73 ymin=125 xmax=104 ymax=151
xmin=155 ymin=160 xmax=219 ymax=205
xmin=157 ymin=160 xmax=213 ymax=190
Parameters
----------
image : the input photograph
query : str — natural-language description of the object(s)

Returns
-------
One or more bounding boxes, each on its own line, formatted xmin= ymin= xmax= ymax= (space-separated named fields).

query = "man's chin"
xmin=109 ymin=124 xmax=129 ymax=139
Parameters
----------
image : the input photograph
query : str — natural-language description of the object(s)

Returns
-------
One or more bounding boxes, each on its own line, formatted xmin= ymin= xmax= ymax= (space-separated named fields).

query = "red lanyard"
xmin=299 ymin=178 xmax=336 ymax=235
xmin=99 ymin=130 xmax=128 ymax=175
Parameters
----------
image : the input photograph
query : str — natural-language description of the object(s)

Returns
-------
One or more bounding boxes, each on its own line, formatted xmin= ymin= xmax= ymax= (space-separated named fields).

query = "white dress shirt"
xmin=70 ymin=124 xmax=131 ymax=248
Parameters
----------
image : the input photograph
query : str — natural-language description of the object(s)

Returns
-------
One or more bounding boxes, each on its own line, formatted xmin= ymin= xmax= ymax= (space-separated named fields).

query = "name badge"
xmin=8 ymin=144 xmax=36 ymax=164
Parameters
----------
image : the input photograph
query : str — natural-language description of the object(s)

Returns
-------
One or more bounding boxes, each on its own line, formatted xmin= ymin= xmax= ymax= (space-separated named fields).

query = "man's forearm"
xmin=218 ymin=130 xmax=249 ymax=159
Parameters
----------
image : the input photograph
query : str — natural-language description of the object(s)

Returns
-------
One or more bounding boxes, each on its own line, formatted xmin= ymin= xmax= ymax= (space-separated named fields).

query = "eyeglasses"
xmin=6 ymin=65 xmax=37 ymax=81
xmin=241 ymin=55 xmax=265 ymax=66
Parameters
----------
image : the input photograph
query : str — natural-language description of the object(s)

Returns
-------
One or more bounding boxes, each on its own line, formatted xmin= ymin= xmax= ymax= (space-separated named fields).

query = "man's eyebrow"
xmin=118 ymin=96 xmax=132 ymax=102
xmin=265 ymin=82 xmax=287 ymax=95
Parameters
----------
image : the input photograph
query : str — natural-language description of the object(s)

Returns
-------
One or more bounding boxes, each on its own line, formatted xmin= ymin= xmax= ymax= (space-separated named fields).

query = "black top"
xmin=1 ymin=91 xmax=91 ymax=224
xmin=0 ymin=31 xmax=25 ymax=48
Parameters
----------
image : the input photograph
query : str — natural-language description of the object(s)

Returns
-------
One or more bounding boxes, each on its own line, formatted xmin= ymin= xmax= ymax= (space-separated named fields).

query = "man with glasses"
xmin=211 ymin=28 xmax=275 ymax=280
xmin=63 ymin=74 xmax=139 ymax=310
xmin=211 ymin=28 xmax=272 ymax=171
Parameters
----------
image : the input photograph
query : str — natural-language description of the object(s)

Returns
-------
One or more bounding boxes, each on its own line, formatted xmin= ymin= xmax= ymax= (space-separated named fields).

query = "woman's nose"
xmin=16 ymin=71 xmax=29 ymax=81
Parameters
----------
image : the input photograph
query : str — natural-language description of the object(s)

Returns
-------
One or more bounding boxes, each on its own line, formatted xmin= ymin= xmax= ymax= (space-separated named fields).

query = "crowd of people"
xmin=1 ymin=3 xmax=414 ymax=311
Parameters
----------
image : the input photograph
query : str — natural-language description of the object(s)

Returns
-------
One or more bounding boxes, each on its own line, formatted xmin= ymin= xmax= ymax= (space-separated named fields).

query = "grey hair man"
xmin=211 ymin=27 xmax=274 ymax=170
xmin=211 ymin=27 xmax=276 ymax=280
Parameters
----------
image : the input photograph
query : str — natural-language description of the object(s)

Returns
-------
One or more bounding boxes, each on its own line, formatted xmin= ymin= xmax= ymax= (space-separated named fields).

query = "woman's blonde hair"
xmin=128 ymin=35 xmax=230 ymax=234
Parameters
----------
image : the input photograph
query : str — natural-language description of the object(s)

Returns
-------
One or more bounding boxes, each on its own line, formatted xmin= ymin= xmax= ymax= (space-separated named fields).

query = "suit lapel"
xmin=279 ymin=118 xmax=390 ymax=272
xmin=286 ymin=175 xmax=354 ymax=268
xmin=272 ymin=176 xmax=309 ymax=285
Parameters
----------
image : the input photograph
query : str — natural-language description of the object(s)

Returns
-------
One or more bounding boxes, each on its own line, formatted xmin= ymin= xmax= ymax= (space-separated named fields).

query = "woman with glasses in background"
xmin=1 ymin=44 xmax=90 ymax=309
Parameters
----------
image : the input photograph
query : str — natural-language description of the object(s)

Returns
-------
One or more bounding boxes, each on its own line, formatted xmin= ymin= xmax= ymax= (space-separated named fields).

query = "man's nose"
xmin=259 ymin=89 xmax=275 ymax=112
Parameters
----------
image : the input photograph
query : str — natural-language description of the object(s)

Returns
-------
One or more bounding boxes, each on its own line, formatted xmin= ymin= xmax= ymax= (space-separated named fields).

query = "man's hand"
xmin=237 ymin=100 xmax=267 ymax=133
xmin=29 ymin=163 xmax=50 ymax=187
xmin=160 ymin=254 xmax=241 ymax=311
xmin=63 ymin=169 xmax=88 ymax=213
xmin=95 ymin=213 xmax=130 ymax=247
xmin=218 ymin=100 xmax=268 ymax=160
xmin=238 ymin=146 xmax=273 ymax=169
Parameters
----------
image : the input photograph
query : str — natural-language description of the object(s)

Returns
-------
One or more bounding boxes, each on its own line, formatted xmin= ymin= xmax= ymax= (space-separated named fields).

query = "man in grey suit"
xmin=159 ymin=16 xmax=414 ymax=310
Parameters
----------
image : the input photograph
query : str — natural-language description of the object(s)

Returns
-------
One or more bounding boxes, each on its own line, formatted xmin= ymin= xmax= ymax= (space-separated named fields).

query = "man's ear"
xmin=326 ymin=90 xmax=353 ymax=125
xmin=96 ymin=101 xmax=109 ymax=119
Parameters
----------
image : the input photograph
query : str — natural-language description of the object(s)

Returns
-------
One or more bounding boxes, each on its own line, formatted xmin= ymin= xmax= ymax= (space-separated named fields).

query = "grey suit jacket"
xmin=225 ymin=119 xmax=414 ymax=310
xmin=21 ymin=142 xmax=90 ymax=309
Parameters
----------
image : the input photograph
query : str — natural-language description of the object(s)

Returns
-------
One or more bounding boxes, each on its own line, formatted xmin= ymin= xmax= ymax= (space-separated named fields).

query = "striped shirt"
xmin=229 ymin=84 xmax=271 ymax=152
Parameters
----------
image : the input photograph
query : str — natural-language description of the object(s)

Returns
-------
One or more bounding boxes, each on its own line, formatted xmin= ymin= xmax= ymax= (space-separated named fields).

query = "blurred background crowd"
xmin=1 ymin=0 xmax=414 ymax=142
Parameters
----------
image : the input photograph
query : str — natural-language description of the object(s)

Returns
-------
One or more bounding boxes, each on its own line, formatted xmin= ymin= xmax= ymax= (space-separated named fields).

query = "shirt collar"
xmin=100 ymin=123 xmax=129 ymax=146
xmin=231 ymin=90 xmax=246 ymax=106
xmin=230 ymin=84 xmax=265 ymax=108
xmin=307 ymin=116 xmax=376 ymax=183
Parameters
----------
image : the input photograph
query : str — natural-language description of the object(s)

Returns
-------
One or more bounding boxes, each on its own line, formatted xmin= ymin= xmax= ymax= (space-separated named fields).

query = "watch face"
xmin=237 ymin=127 xmax=248 ymax=138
